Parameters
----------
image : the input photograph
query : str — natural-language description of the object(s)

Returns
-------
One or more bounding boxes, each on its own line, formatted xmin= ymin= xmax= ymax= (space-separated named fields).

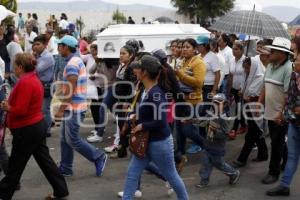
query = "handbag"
xmin=129 ymin=118 xmax=149 ymax=159
xmin=120 ymin=86 xmax=142 ymax=136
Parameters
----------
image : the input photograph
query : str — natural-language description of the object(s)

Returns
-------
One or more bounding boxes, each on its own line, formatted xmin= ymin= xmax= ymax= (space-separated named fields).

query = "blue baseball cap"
xmin=196 ymin=36 xmax=210 ymax=45
xmin=56 ymin=35 xmax=78 ymax=48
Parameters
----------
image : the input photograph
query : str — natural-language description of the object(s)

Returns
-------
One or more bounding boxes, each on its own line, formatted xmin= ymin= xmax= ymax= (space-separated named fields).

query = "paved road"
xmin=2 ymin=118 xmax=300 ymax=200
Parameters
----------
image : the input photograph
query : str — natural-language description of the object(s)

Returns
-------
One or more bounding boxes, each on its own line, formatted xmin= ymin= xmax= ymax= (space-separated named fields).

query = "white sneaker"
xmin=104 ymin=144 xmax=118 ymax=153
xmin=117 ymin=190 xmax=142 ymax=198
xmin=90 ymin=130 xmax=98 ymax=135
xmin=87 ymin=134 xmax=103 ymax=143
xmin=165 ymin=182 xmax=174 ymax=196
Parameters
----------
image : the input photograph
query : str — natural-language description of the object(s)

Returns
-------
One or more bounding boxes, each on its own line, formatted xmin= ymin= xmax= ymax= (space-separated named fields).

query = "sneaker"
xmin=95 ymin=154 xmax=108 ymax=177
xmin=195 ymin=181 xmax=209 ymax=188
xmin=232 ymin=160 xmax=246 ymax=168
xmin=229 ymin=170 xmax=240 ymax=185
xmin=87 ymin=134 xmax=103 ymax=143
xmin=90 ymin=130 xmax=98 ymax=135
xmin=104 ymin=144 xmax=118 ymax=153
xmin=266 ymin=185 xmax=290 ymax=196
xmin=58 ymin=166 xmax=73 ymax=177
xmin=165 ymin=182 xmax=174 ymax=196
xmin=186 ymin=144 xmax=202 ymax=154
xmin=117 ymin=190 xmax=142 ymax=198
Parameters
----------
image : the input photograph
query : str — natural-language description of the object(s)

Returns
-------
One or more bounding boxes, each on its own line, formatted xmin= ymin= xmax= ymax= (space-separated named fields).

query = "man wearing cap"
xmin=32 ymin=34 xmax=55 ymax=137
xmin=197 ymin=35 xmax=221 ymax=101
xmin=54 ymin=35 xmax=107 ymax=177
xmin=24 ymin=24 xmax=37 ymax=53
xmin=258 ymin=37 xmax=293 ymax=184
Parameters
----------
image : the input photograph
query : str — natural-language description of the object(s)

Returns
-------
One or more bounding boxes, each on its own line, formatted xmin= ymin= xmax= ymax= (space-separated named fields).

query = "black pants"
xmin=268 ymin=120 xmax=288 ymax=176
xmin=231 ymin=88 xmax=246 ymax=131
xmin=0 ymin=120 xmax=68 ymax=200
xmin=237 ymin=111 xmax=268 ymax=163
xmin=90 ymin=87 xmax=103 ymax=131
xmin=0 ymin=142 xmax=9 ymax=174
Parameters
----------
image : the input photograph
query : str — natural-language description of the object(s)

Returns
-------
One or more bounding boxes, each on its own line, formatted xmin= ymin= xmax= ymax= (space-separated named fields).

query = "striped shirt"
xmin=63 ymin=54 xmax=87 ymax=112
xmin=264 ymin=60 xmax=292 ymax=120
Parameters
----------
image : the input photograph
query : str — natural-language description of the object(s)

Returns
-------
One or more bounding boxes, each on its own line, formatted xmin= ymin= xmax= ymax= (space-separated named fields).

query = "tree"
xmin=112 ymin=9 xmax=127 ymax=24
xmin=76 ymin=16 xmax=85 ymax=37
xmin=171 ymin=0 xmax=234 ymax=26
xmin=1 ymin=0 xmax=17 ymax=25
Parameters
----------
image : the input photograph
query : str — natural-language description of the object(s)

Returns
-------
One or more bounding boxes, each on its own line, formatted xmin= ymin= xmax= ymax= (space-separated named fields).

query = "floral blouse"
xmin=284 ymin=71 xmax=300 ymax=124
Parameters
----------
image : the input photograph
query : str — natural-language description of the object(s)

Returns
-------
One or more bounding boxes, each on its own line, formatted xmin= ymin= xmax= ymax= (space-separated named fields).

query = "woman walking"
xmin=0 ymin=53 xmax=68 ymax=200
xmin=122 ymin=55 xmax=189 ymax=200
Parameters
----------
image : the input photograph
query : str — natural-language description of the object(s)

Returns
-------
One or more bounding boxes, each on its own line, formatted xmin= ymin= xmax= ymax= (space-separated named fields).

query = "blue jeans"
xmin=176 ymin=120 xmax=202 ymax=155
xmin=97 ymin=86 xmax=116 ymax=137
xmin=280 ymin=123 xmax=300 ymax=187
xmin=123 ymin=136 xmax=189 ymax=200
xmin=200 ymin=150 xmax=238 ymax=184
xmin=60 ymin=111 xmax=105 ymax=174
xmin=42 ymin=96 xmax=52 ymax=134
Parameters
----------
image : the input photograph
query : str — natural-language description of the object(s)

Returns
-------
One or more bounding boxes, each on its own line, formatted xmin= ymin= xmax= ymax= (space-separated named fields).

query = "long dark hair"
xmin=121 ymin=45 xmax=136 ymax=65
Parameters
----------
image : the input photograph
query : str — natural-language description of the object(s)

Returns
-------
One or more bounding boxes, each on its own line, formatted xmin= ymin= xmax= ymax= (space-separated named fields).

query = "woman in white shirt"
xmin=197 ymin=36 xmax=221 ymax=101
xmin=227 ymin=41 xmax=247 ymax=139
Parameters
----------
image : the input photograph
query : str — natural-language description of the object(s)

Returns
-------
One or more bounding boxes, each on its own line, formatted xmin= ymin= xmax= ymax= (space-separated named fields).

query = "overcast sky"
xmin=18 ymin=0 xmax=300 ymax=9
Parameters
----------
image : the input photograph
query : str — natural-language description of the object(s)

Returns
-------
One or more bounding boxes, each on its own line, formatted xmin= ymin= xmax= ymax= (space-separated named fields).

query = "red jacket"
xmin=7 ymin=72 xmax=44 ymax=129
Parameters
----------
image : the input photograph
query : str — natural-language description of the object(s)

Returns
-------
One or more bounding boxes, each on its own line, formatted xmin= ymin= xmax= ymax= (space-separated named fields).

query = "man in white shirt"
xmin=218 ymin=33 xmax=234 ymax=94
xmin=24 ymin=25 xmax=37 ymax=53
xmin=45 ymin=28 xmax=58 ymax=56
xmin=59 ymin=13 xmax=69 ymax=30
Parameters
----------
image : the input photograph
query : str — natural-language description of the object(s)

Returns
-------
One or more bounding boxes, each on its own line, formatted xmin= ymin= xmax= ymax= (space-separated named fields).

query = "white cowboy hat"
xmin=265 ymin=37 xmax=293 ymax=54
xmin=0 ymin=5 xmax=17 ymax=23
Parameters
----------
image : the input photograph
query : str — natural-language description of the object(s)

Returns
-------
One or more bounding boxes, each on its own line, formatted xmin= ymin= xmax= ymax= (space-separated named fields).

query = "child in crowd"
xmin=193 ymin=93 xmax=240 ymax=187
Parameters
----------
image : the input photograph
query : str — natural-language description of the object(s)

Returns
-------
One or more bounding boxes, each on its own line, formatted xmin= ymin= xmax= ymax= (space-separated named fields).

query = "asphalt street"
xmin=2 ymin=117 xmax=299 ymax=200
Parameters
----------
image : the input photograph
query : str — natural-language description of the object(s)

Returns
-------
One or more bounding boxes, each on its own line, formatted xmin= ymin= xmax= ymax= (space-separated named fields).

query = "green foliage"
xmin=171 ymin=0 xmax=234 ymax=24
xmin=1 ymin=0 xmax=18 ymax=25
xmin=112 ymin=9 xmax=127 ymax=24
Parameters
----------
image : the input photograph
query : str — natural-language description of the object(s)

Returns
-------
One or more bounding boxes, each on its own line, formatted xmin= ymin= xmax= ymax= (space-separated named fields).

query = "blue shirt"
xmin=18 ymin=17 xmax=25 ymax=29
xmin=137 ymin=85 xmax=171 ymax=142
xmin=36 ymin=49 xmax=55 ymax=83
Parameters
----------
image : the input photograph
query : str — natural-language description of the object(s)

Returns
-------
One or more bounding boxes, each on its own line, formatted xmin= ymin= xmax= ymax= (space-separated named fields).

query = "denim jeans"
xmin=280 ymin=123 xmax=300 ymax=187
xmin=176 ymin=120 xmax=202 ymax=155
xmin=200 ymin=150 xmax=238 ymax=184
xmin=42 ymin=96 xmax=52 ymax=134
xmin=60 ymin=111 xmax=105 ymax=174
xmin=123 ymin=136 xmax=189 ymax=200
xmin=97 ymin=86 xmax=116 ymax=137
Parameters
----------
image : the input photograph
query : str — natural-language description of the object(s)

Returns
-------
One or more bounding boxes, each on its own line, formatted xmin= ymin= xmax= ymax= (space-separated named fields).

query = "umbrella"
xmin=210 ymin=10 xmax=290 ymax=39
xmin=0 ymin=5 xmax=17 ymax=23
xmin=154 ymin=16 xmax=174 ymax=24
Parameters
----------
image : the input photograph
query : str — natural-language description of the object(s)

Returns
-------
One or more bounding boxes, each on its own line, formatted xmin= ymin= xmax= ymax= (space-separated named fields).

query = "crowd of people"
xmin=0 ymin=12 xmax=300 ymax=200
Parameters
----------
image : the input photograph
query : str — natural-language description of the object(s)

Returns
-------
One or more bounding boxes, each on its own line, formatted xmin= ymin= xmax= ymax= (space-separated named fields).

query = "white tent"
xmin=97 ymin=24 xmax=210 ymax=58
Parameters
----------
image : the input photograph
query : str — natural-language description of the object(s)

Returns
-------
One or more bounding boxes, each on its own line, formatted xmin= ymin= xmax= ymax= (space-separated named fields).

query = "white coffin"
xmin=97 ymin=24 xmax=210 ymax=58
